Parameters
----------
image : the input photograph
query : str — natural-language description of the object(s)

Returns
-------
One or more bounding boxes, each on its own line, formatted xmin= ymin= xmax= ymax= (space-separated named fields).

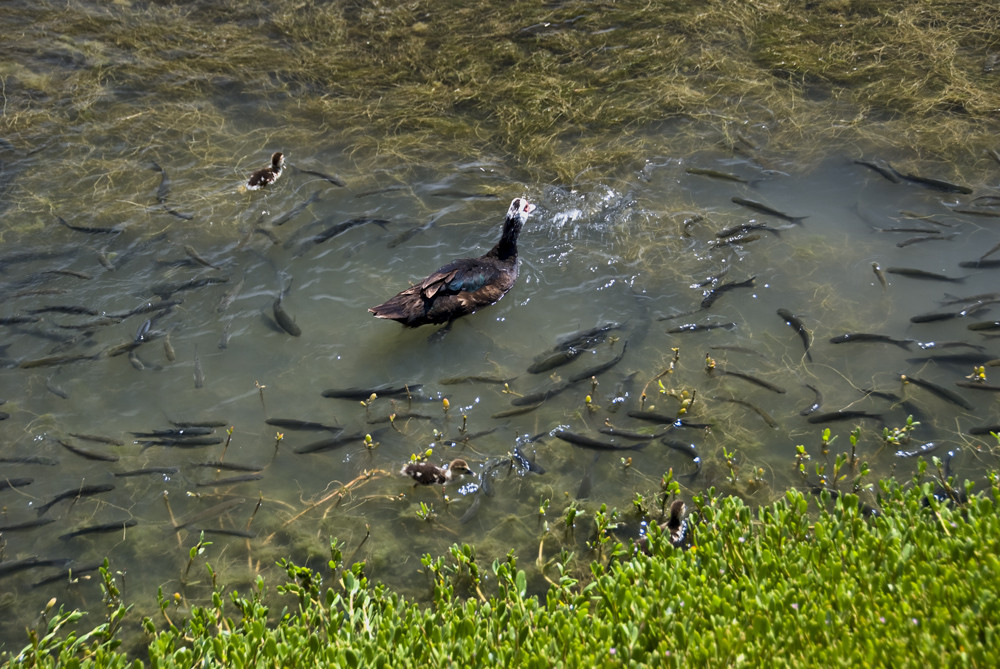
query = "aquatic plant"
xmin=7 ymin=477 xmax=1000 ymax=667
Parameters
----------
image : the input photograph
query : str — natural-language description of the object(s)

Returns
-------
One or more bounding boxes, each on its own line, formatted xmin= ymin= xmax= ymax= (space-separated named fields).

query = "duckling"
xmin=636 ymin=499 xmax=688 ymax=554
xmin=246 ymin=152 xmax=285 ymax=190
xmin=400 ymin=458 xmax=473 ymax=486
xmin=370 ymin=197 xmax=536 ymax=327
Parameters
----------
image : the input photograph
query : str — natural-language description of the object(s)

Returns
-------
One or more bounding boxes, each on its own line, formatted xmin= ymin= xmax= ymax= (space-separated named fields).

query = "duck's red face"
xmin=510 ymin=197 xmax=536 ymax=219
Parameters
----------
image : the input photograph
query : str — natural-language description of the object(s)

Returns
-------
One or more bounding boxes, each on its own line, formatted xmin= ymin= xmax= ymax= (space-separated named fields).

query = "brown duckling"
xmin=636 ymin=499 xmax=688 ymax=554
xmin=400 ymin=458 xmax=473 ymax=485
xmin=246 ymin=152 xmax=285 ymax=190
xmin=369 ymin=197 xmax=536 ymax=327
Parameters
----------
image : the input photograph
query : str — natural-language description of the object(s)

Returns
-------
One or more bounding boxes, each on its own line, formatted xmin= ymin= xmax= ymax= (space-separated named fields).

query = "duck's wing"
xmin=419 ymin=259 xmax=503 ymax=299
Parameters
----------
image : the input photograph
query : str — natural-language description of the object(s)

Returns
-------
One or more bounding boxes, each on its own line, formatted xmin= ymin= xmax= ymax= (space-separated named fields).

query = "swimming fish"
xmin=731 ymin=197 xmax=807 ymax=223
xmin=776 ymin=308 xmax=812 ymax=361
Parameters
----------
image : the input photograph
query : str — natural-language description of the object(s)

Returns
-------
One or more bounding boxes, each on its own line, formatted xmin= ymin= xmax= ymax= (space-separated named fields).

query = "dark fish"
xmin=708 ymin=344 xmax=769 ymax=359
xmin=173 ymin=498 xmax=247 ymax=532
xmin=195 ymin=527 xmax=256 ymax=539
xmin=968 ymin=425 xmax=1000 ymax=436
xmin=197 ymin=461 xmax=264 ymax=472
xmin=296 ymin=168 xmax=346 ymax=187
xmin=567 ymin=341 xmax=628 ymax=382
xmin=170 ymin=419 xmax=229 ymax=428
xmin=897 ymin=234 xmax=956 ymax=248
xmin=806 ymin=411 xmax=883 ymax=424
xmin=510 ymin=381 xmax=572 ymax=407
xmin=59 ymin=519 xmax=137 ymax=541
xmin=662 ymin=439 xmax=702 ymax=478
xmin=627 ymin=410 xmax=680 ymax=425
xmin=715 ymin=222 xmax=780 ymax=238
xmin=28 ymin=305 xmax=99 ymax=316
xmin=955 ymin=381 xmax=1000 ymax=392
xmin=731 ymin=197 xmax=807 ymax=223
xmin=439 ymin=375 xmax=513 ymax=385
xmin=194 ymin=348 xmax=204 ymax=389
xmin=0 ymin=315 xmax=42 ymax=325
xmin=0 ymin=477 xmax=33 ymax=491
xmin=968 ymin=321 xmax=1000 ymax=331
xmin=910 ymin=308 xmax=982 ymax=323
xmin=429 ymin=190 xmax=500 ymax=201
xmin=216 ymin=276 xmax=245 ymax=313
xmin=978 ymin=240 xmax=1000 ymax=261
xmin=196 ymin=474 xmax=263 ymax=487
xmin=45 ymin=375 xmax=69 ymax=399
xmin=139 ymin=437 xmax=224 ymax=448
xmin=0 ymin=518 xmax=54 ymax=532
xmin=183 ymin=245 xmax=220 ymax=269
xmin=666 ymin=321 xmax=736 ymax=334
xmin=150 ymin=161 xmax=170 ymax=203
xmin=885 ymin=267 xmax=965 ymax=283
xmin=294 ymin=432 xmax=367 ymax=454
xmin=511 ymin=444 xmax=545 ymax=474
xmin=714 ymin=367 xmax=786 ymax=394
xmin=829 ymin=333 xmax=913 ymax=349
xmin=271 ymin=191 xmax=321 ymax=227
xmin=713 ymin=396 xmax=778 ymax=427
xmin=0 ymin=455 xmax=58 ymax=466
xmin=321 ymin=385 xmax=422 ymax=400
xmin=57 ymin=439 xmax=119 ymax=462
xmin=685 ymin=167 xmax=751 ymax=183
xmin=19 ymin=353 xmax=100 ymax=369
xmin=776 ymin=308 xmax=812 ymax=361
xmin=901 ymin=374 xmax=974 ymax=411
xmin=894 ymin=442 xmax=940 ymax=458
xmin=272 ymin=295 xmax=302 ymax=337
xmin=576 ymin=452 xmax=601 ymax=499
xmin=906 ymin=353 xmax=995 ymax=366
xmin=886 ymin=164 xmax=973 ymax=194
xmin=853 ymin=159 xmax=901 ymax=183
xmin=710 ymin=233 xmax=762 ymax=248
xmin=150 ymin=276 xmax=228 ymax=299
xmin=131 ymin=427 xmax=215 ymax=438
xmin=598 ymin=426 xmax=659 ymax=441
xmin=36 ymin=483 xmax=115 ymax=516
xmin=958 ymin=259 xmax=1000 ymax=269
xmin=303 ymin=217 xmax=390 ymax=247
xmin=43 ymin=269 xmax=93 ymax=280
xmin=114 ymin=466 xmax=180 ymax=477
xmin=265 ymin=418 xmax=342 ymax=432
xmin=799 ymin=384 xmax=823 ymax=416
xmin=32 ymin=562 xmax=103 ymax=587
xmin=529 ymin=350 xmax=585 ymax=375
xmin=552 ymin=430 xmax=648 ymax=452
xmin=553 ymin=323 xmax=623 ymax=350
xmin=56 ymin=216 xmax=120 ymax=235
xmin=701 ymin=276 xmax=755 ymax=309
xmin=0 ymin=557 xmax=73 ymax=578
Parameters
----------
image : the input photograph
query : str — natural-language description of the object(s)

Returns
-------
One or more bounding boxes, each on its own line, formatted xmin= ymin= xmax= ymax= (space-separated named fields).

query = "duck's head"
xmin=271 ymin=152 xmax=285 ymax=169
xmin=447 ymin=458 xmax=474 ymax=477
xmin=507 ymin=197 xmax=536 ymax=222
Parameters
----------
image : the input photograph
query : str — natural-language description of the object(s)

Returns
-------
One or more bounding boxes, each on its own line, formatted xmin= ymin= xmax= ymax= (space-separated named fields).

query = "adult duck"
xmin=369 ymin=197 xmax=536 ymax=327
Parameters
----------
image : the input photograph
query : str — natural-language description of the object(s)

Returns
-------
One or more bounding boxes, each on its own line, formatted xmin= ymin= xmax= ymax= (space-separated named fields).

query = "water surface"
xmin=1 ymin=0 xmax=999 ymax=656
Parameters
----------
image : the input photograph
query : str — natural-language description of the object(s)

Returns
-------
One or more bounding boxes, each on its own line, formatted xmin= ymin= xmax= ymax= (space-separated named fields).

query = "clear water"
xmin=2 ymin=0 xmax=999 ymax=656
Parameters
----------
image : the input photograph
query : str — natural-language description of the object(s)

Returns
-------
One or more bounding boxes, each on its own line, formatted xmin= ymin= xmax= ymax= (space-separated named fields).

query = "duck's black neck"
xmin=487 ymin=215 xmax=522 ymax=262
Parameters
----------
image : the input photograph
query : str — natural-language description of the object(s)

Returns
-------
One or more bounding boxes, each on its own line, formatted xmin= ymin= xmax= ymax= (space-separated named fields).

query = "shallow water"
xmin=2 ymin=0 xmax=1000 ymax=656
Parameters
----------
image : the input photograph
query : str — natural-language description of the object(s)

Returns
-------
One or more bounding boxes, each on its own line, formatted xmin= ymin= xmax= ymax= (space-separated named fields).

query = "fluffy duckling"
xmin=400 ymin=458 xmax=473 ymax=486
xmin=636 ymin=499 xmax=689 ymax=554
xmin=246 ymin=152 xmax=285 ymax=190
